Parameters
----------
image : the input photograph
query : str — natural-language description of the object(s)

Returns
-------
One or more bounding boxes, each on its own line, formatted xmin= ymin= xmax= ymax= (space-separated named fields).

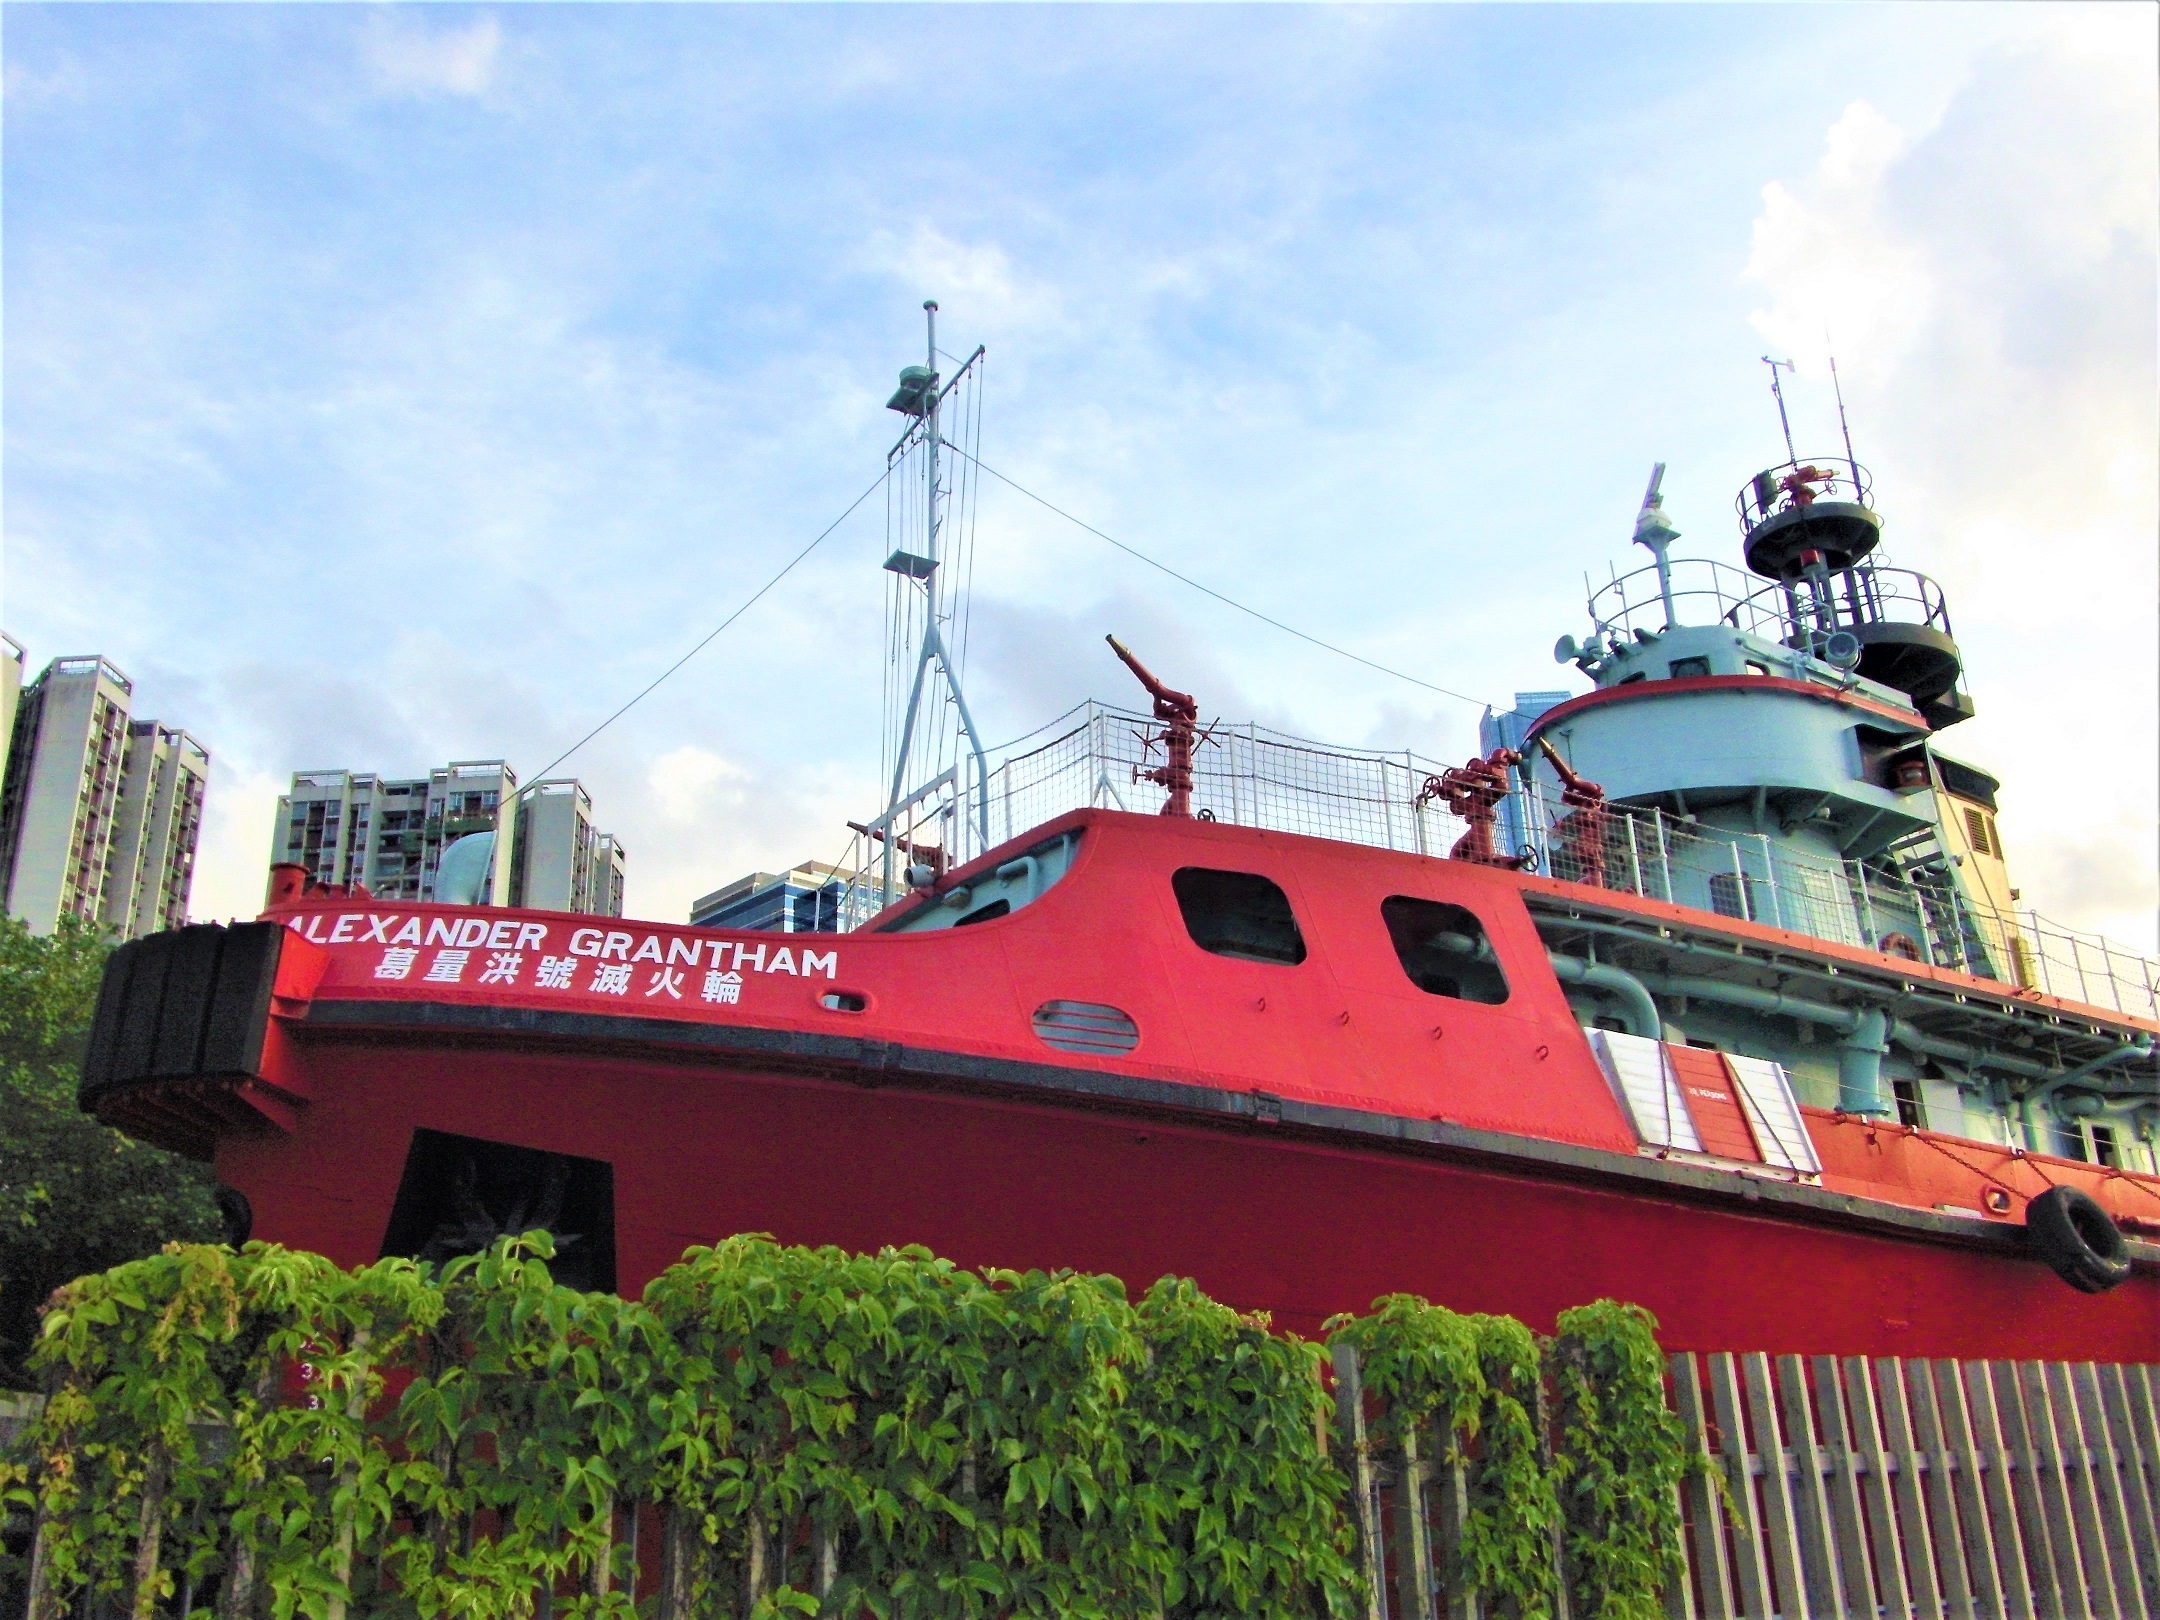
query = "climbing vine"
xmin=1127 ymin=1278 xmax=1357 ymax=1620
xmin=1325 ymin=1296 xmax=1559 ymax=1618
xmin=1547 ymin=1300 xmax=1691 ymax=1620
xmin=3 ymin=1243 xmax=1690 ymax=1620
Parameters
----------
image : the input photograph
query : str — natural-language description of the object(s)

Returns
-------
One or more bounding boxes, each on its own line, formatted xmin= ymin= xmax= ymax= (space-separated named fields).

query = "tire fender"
xmin=2024 ymin=1185 xmax=2131 ymax=1294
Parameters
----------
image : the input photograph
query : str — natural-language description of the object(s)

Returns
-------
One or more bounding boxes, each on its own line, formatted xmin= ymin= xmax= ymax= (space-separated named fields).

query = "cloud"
xmin=853 ymin=224 xmax=1063 ymax=333
xmin=2 ymin=54 xmax=89 ymax=109
xmin=1744 ymin=101 xmax=1930 ymax=385
xmin=648 ymin=745 xmax=746 ymax=825
xmin=361 ymin=14 xmax=501 ymax=99
xmin=1741 ymin=28 xmax=2158 ymax=950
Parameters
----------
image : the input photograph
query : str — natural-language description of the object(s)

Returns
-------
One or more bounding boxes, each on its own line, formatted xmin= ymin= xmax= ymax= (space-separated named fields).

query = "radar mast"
xmin=870 ymin=302 xmax=991 ymax=904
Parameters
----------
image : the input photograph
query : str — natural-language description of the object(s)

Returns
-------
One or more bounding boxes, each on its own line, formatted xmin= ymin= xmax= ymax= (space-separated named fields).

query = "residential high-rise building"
xmin=106 ymin=722 xmax=211 ymax=938
xmin=0 ymin=654 xmax=211 ymax=937
xmin=0 ymin=635 xmax=25 ymax=786
xmin=590 ymin=832 xmax=628 ymax=919
xmin=690 ymin=859 xmax=848 ymax=932
xmin=271 ymin=760 xmax=625 ymax=915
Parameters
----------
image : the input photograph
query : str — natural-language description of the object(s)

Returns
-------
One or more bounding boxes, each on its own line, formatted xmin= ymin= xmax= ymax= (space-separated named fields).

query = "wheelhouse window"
xmin=1172 ymin=868 xmax=1307 ymax=965
xmin=1381 ymin=896 xmax=1510 ymax=1004
xmin=881 ymin=830 xmax=1082 ymax=934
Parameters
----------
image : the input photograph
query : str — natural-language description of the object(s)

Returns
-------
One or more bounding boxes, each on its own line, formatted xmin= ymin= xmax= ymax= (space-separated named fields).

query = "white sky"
xmin=3 ymin=3 xmax=2154 ymax=950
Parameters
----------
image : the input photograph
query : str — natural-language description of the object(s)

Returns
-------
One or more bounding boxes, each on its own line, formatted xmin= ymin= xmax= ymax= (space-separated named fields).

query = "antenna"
xmin=1761 ymin=356 xmax=1798 ymax=462
xmin=871 ymin=302 xmax=992 ymax=903
xmin=1828 ymin=349 xmax=1860 ymax=497
xmin=1632 ymin=461 xmax=1681 ymax=628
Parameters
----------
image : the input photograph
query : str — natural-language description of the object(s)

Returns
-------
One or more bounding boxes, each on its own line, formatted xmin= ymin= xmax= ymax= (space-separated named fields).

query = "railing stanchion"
xmin=1409 ymin=751 xmax=1428 ymax=856
xmin=1761 ymin=833 xmax=1786 ymax=930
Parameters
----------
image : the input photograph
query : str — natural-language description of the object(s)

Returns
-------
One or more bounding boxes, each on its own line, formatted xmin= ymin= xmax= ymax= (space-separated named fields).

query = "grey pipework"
xmin=1836 ymin=1007 xmax=1891 ymax=1117
xmin=1542 ymin=949 xmax=2153 ymax=1119
xmin=2017 ymin=1033 xmax=2158 ymax=1150
xmin=1545 ymin=953 xmax=1663 ymax=1041
xmin=1539 ymin=916 xmax=2153 ymax=1087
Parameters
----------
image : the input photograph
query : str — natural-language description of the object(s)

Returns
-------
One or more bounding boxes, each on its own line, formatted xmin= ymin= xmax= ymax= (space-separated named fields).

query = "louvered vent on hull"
xmin=1031 ymin=1000 xmax=1140 ymax=1056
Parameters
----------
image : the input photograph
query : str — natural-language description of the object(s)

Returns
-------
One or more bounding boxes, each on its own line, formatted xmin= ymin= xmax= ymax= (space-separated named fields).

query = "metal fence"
xmin=1335 ymin=1348 xmax=2160 ymax=1620
xmin=838 ymin=702 xmax=2160 ymax=1021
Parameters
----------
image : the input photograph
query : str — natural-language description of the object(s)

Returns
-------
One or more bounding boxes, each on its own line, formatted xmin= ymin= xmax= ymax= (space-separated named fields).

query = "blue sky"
xmin=4 ymin=3 xmax=2154 ymax=946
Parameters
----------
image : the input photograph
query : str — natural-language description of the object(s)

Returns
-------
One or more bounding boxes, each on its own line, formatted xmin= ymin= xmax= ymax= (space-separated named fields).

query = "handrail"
xmin=1737 ymin=456 xmax=1874 ymax=534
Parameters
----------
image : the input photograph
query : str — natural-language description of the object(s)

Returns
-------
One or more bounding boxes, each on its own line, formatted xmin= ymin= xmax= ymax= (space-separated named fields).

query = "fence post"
xmin=2022 ymin=1359 xmax=2110 ymax=1620
xmin=2094 ymin=1365 xmax=2160 ymax=1614
xmin=1333 ymin=1343 xmax=1390 ymax=1620
xmin=2041 ymin=1361 xmax=2134 ymax=1620
xmin=1393 ymin=1424 xmax=1438 ymax=1620
xmin=1739 ymin=1353 xmax=1814 ymax=1619
xmin=1876 ymin=1359 xmax=1946 ymax=1620
xmin=1812 ymin=1355 xmax=1883 ymax=1620
xmin=1775 ymin=1354 xmax=1848 ymax=1617
xmin=1668 ymin=1354 xmax=1735 ymax=1620
xmin=1927 ymin=1359 xmax=2017 ymax=1620
xmin=1991 ymin=1362 xmax=2072 ymax=1619
xmin=1841 ymin=1357 xmax=1918 ymax=1620
xmin=1707 ymin=1354 xmax=1777 ymax=1617
xmin=2068 ymin=1362 xmax=2153 ymax=1620
xmin=1901 ymin=1360 xmax=1979 ymax=1620
xmin=1964 ymin=1361 xmax=2042 ymax=1620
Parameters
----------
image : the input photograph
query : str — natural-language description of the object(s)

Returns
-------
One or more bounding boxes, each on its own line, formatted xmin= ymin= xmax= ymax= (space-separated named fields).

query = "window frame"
xmin=1378 ymin=894 xmax=1512 ymax=1005
xmin=1170 ymin=866 xmax=1309 ymax=967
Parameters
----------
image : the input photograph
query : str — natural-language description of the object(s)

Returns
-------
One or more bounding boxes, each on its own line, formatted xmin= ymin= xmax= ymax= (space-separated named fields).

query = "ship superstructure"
xmin=75 ymin=320 xmax=2160 ymax=1363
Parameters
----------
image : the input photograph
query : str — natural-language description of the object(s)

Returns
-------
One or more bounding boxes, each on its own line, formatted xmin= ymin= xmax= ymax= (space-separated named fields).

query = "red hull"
xmin=217 ymin=1035 xmax=2159 ymax=1360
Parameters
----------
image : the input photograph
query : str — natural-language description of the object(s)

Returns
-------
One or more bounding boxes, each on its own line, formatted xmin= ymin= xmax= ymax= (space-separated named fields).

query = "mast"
xmin=875 ymin=303 xmax=991 ymax=902
xmin=1761 ymin=356 xmax=1798 ymax=463
xmin=1829 ymin=351 xmax=1861 ymax=496
xmin=1632 ymin=462 xmax=1680 ymax=629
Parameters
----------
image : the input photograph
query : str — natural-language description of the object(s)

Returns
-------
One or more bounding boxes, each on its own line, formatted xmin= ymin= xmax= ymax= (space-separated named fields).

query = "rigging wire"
xmin=944 ymin=445 xmax=1510 ymax=717
xmin=515 ymin=464 xmax=892 ymax=800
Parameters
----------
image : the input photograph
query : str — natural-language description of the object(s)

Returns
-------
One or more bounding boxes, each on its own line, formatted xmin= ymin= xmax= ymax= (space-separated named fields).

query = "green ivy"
xmin=1547 ymin=1300 xmax=1689 ymax=1620
xmin=3 ymin=1241 xmax=1690 ymax=1620
xmin=1127 ymin=1278 xmax=1358 ymax=1620
xmin=1324 ymin=1296 xmax=1558 ymax=1618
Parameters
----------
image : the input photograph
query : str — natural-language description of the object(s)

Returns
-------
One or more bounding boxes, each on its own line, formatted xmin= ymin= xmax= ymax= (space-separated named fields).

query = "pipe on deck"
xmin=1543 ymin=950 xmax=2153 ymax=1123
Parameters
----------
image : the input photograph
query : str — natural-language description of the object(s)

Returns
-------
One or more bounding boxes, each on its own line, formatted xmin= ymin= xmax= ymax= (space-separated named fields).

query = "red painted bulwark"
xmin=1521 ymin=672 xmax=1929 ymax=741
xmin=113 ymin=807 xmax=2156 ymax=1363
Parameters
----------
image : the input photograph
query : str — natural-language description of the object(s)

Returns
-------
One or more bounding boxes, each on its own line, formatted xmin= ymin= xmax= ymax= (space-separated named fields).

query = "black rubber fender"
xmin=216 ymin=1185 xmax=254 ymax=1249
xmin=2024 ymin=1185 xmax=2131 ymax=1294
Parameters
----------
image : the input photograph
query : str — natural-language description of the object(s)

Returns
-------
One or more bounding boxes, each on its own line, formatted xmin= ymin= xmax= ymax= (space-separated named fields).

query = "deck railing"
xmin=838 ymin=702 xmax=2159 ymax=1020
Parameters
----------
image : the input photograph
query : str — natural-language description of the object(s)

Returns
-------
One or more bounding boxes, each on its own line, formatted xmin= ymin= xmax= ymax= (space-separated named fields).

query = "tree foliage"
xmin=0 ymin=916 xmax=221 ymax=1387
